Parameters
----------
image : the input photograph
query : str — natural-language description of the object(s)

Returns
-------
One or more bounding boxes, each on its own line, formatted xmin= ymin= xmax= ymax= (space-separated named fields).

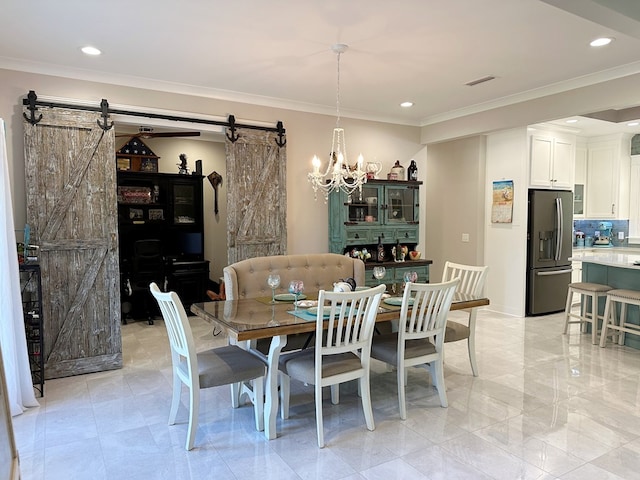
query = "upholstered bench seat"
xmin=224 ymin=253 xmax=366 ymax=352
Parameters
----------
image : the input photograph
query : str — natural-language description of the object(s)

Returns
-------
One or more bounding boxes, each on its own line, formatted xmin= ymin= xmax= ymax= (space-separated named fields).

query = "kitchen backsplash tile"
xmin=573 ymin=219 xmax=629 ymax=247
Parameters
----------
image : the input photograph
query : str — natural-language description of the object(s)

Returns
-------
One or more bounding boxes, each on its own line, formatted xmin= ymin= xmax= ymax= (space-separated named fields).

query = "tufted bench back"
xmin=223 ymin=253 xmax=365 ymax=300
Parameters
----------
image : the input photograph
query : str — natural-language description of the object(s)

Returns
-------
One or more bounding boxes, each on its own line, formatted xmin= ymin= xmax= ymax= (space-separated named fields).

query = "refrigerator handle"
xmin=555 ymin=197 xmax=563 ymax=261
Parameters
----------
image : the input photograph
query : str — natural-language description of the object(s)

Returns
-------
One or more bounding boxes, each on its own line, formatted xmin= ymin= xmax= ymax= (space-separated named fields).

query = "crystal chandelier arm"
xmin=308 ymin=43 xmax=367 ymax=201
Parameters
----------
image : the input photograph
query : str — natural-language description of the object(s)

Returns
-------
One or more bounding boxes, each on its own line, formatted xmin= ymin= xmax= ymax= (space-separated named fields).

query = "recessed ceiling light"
xmin=628 ymin=121 xmax=639 ymax=127
xmin=590 ymin=37 xmax=613 ymax=47
xmin=565 ymin=119 xmax=578 ymax=124
xmin=400 ymin=101 xmax=414 ymax=108
xmin=81 ymin=46 xmax=101 ymax=56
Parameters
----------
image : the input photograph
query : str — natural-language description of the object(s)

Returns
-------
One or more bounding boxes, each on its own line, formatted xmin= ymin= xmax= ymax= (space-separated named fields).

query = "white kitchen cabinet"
xmin=529 ymin=134 xmax=574 ymax=189
xmin=573 ymin=144 xmax=587 ymax=217
xmin=585 ymin=134 xmax=631 ymax=219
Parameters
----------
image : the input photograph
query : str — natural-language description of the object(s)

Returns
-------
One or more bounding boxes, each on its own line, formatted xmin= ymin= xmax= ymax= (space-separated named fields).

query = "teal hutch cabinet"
xmin=328 ymin=179 xmax=432 ymax=287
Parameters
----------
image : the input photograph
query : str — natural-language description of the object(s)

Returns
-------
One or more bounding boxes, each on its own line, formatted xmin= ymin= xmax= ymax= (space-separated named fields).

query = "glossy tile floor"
xmin=12 ymin=307 xmax=640 ymax=480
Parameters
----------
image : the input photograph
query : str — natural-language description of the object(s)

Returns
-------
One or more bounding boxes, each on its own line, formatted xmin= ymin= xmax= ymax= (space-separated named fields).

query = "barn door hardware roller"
xmin=23 ymin=90 xmax=42 ymax=125
xmin=97 ymin=99 xmax=113 ymax=131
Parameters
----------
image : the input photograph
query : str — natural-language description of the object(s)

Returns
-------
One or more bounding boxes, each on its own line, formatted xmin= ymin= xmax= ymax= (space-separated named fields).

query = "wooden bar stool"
xmin=564 ymin=282 xmax=612 ymax=344
xmin=599 ymin=289 xmax=640 ymax=348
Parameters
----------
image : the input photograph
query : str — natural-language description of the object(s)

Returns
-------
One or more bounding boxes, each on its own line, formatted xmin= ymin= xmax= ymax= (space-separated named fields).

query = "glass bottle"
xmin=407 ymin=160 xmax=418 ymax=181
xmin=376 ymin=236 xmax=386 ymax=262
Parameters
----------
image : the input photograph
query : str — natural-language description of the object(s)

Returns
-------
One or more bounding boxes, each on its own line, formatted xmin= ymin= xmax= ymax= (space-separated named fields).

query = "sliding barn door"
xmin=226 ymin=128 xmax=287 ymax=264
xmin=23 ymin=106 xmax=121 ymax=379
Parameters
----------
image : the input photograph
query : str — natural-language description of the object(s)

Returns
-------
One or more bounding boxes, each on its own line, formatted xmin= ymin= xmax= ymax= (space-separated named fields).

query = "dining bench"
xmin=223 ymin=253 xmax=366 ymax=300
xmin=223 ymin=253 xmax=366 ymax=352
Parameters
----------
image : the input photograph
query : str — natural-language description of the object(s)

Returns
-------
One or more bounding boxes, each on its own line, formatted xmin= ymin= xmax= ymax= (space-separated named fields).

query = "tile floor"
xmin=12 ymin=307 xmax=640 ymax=480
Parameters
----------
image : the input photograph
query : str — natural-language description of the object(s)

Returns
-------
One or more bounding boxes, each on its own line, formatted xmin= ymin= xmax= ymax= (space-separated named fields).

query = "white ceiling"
xmin=2 ymin=0 xmax=640 ymax=131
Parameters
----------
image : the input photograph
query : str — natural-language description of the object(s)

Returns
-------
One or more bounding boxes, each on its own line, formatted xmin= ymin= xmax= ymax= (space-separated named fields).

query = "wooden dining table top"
xmin=190 ymin=292 xmax=490 ymax=342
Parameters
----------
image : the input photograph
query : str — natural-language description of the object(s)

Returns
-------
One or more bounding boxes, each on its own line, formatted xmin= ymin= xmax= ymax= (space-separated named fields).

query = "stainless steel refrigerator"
xmin=526 ymin=189 xmax=573 ymax=316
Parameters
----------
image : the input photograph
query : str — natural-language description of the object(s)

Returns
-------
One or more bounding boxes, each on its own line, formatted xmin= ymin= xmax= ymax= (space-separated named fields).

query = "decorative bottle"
xmin=407 ymin=159 xmax=418 ymax=181
xmin=376 ymin=236 xmax=385 ymax=262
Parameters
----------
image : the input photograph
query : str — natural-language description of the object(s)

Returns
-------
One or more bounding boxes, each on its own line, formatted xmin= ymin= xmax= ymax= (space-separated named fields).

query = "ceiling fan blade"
xmin=116 ymin=132 xmax=142 ymax=138
xmin=148 ymin=131 xmax=201 ymax=138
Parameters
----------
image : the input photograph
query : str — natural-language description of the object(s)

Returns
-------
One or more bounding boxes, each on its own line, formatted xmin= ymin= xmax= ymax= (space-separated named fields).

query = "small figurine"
xmin=178 ymin=153 xmax=189 ymax=174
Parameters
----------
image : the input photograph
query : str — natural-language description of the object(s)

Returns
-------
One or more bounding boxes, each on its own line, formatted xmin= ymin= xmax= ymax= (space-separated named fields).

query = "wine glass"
xmin=403 ymin=271 xmax=418 ymax=284
xmin=288 ymin=280 xmax=305 ymax=310
xmin=267 ymin=274 xmax=281 ymax=304
xmin=403 ymin=271 xmax=418 ymax=294
xmin=372 ymin=266 xmax=386 ymax=285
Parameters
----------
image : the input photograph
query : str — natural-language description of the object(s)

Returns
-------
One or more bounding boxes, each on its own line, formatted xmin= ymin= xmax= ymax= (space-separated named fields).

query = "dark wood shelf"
xmin=117 ymin=171 xmax=209 ymax=315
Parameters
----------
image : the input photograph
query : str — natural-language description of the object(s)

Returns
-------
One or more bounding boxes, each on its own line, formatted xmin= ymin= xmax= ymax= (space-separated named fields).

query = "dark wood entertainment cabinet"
xmin=117 ymin=171 xmax=209 ymax=316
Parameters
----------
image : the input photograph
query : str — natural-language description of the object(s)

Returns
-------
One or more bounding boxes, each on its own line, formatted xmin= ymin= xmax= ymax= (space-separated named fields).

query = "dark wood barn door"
xmin=23 ymin=106 xmax=121 ymax=379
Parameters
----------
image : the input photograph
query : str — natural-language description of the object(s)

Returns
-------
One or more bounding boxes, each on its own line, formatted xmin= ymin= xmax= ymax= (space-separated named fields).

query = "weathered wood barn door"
xmin=226 ymin=128 xmax=287 ymax=264
xmin=23 ymin=106 xmax=121 ymax=379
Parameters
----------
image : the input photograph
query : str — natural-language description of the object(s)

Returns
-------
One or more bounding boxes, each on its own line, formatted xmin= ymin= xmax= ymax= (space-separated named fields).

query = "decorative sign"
xmin=491 ymin=180 xmax=514 ymax=223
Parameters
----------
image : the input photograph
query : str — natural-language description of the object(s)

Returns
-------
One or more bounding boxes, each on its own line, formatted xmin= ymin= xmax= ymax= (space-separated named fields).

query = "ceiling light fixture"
xmin=308 ymin=44 xmax=366 ymax=201
xmin=400 ymin=101 xmax=414 ymax=108
xmin=81 ymin=46 xmax=102 ymax=56
xmin=590 ymin=37 xmax=613 ymax=47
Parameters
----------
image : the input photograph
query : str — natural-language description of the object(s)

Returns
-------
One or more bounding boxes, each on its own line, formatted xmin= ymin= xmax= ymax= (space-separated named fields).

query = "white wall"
xmin=421 ymin=72 xmax=640 ymax=145
xmin=484 ymin=128 xmax=529 ymax=316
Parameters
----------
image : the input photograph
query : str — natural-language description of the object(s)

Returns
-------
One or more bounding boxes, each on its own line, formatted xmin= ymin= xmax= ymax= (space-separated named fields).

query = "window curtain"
xmin=0 ymin=118 xmax=39 ymax=416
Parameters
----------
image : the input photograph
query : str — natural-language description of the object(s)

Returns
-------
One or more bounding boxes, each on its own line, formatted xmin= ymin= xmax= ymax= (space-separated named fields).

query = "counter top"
xmin=570 ymin=249 xmax=640 ymax=269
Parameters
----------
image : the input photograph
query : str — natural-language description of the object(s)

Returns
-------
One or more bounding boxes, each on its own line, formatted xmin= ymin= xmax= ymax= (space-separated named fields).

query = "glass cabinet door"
xmin=385 ymin=185 xmax=417 ymax=223
xmin=172 ymin=183 xmax=197 ymax=225
xmin=346 ymin=184 xmax=382 ymax=224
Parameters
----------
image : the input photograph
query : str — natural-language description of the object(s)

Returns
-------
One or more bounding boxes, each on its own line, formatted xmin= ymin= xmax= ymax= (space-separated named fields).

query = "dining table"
xmin=191 ymin=291 xmax=490 ymax=440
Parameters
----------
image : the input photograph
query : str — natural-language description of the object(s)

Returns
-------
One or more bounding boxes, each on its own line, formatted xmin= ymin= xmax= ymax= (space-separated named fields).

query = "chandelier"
xmin=308 ymin=44 xmax=367 ymax=201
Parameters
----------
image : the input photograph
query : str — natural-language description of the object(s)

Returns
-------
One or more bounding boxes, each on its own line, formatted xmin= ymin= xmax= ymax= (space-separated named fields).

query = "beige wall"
xmin=1 ymin=68 xmax=422 ymax=279
xmin=425 ymin=136 xmax=486 ymax=281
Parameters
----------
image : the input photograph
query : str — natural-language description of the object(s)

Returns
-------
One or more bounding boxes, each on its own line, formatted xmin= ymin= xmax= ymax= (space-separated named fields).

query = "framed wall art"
xmin=491 ymin=180 xmax=514 ymax=223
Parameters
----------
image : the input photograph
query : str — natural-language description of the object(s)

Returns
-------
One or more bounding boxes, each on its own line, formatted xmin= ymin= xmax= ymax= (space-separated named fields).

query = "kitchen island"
xmin=570 ymin=249 xmax=640 ymax=349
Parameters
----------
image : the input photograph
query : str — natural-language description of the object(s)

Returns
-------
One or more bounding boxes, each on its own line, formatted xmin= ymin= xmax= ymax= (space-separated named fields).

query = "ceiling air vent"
xmin=465 ymin=75 xmax=496 ymax=87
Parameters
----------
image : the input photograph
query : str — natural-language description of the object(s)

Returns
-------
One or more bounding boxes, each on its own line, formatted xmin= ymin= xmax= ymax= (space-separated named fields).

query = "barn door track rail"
xmin=22 ymin=90 xmax=286 ymax=147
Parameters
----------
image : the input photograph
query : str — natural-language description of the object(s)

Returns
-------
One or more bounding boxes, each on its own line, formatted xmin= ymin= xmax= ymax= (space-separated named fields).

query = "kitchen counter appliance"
xmin=594 ymin=221 xmax=613 ymax=246
xmin=526 ymin=189 xmax=573 ymax=316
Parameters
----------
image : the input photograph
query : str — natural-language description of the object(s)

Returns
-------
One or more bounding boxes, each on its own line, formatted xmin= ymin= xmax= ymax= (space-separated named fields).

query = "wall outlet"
xmin=619 ymin=231 xmax=625 ymax=240
xmin=461 ymin=233 xmax=470 ymax=243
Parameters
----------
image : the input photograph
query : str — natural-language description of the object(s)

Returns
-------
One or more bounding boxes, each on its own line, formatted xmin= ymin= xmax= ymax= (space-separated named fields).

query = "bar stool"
xmin=564 ymin=282 xmax=612 ymax=344
xmin=599 ymin=289 xmax=640 ymax=348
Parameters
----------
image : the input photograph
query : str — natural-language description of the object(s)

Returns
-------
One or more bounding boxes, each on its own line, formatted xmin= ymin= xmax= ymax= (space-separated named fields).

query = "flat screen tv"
xmin=176 ymin=232 xmax=203 ymax=259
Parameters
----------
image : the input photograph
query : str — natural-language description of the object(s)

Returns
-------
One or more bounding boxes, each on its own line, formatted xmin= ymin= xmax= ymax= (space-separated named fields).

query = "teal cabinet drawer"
xmin=370 ymin=228 xmax=392 ymax=243
xmin=394 ymin=227 xmax=419 ymax=243
xmin=364 ymin=264 xmax=430 ymax=287
xmin=364 ymin=268 xmax=392 ymax=286
xmin=345 ymin=227 xmax=370 ymax=243
xmin=393 ymin=265 xmax=429 ymax=283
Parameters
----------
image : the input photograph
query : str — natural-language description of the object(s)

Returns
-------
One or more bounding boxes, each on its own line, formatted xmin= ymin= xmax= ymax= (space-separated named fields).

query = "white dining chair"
xmin=370 ymin=278 xmax=459 ymax=419
xmin=149 ymin=282 xmax=266 ymax=450
xmin=441 ymin=262 xmax=488 ymax=376
xmin=278 ymin=284 xmax=385 ymax=448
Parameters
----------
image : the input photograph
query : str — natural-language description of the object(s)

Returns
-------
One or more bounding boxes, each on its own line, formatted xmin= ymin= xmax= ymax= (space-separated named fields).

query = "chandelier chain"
xmin=335 ymin=51 xmax=341 ymax=129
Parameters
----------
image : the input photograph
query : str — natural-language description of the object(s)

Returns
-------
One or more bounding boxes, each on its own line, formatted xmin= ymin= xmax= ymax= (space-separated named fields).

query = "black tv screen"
xmin=177 ymin=232 xmax=203 ymax=258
